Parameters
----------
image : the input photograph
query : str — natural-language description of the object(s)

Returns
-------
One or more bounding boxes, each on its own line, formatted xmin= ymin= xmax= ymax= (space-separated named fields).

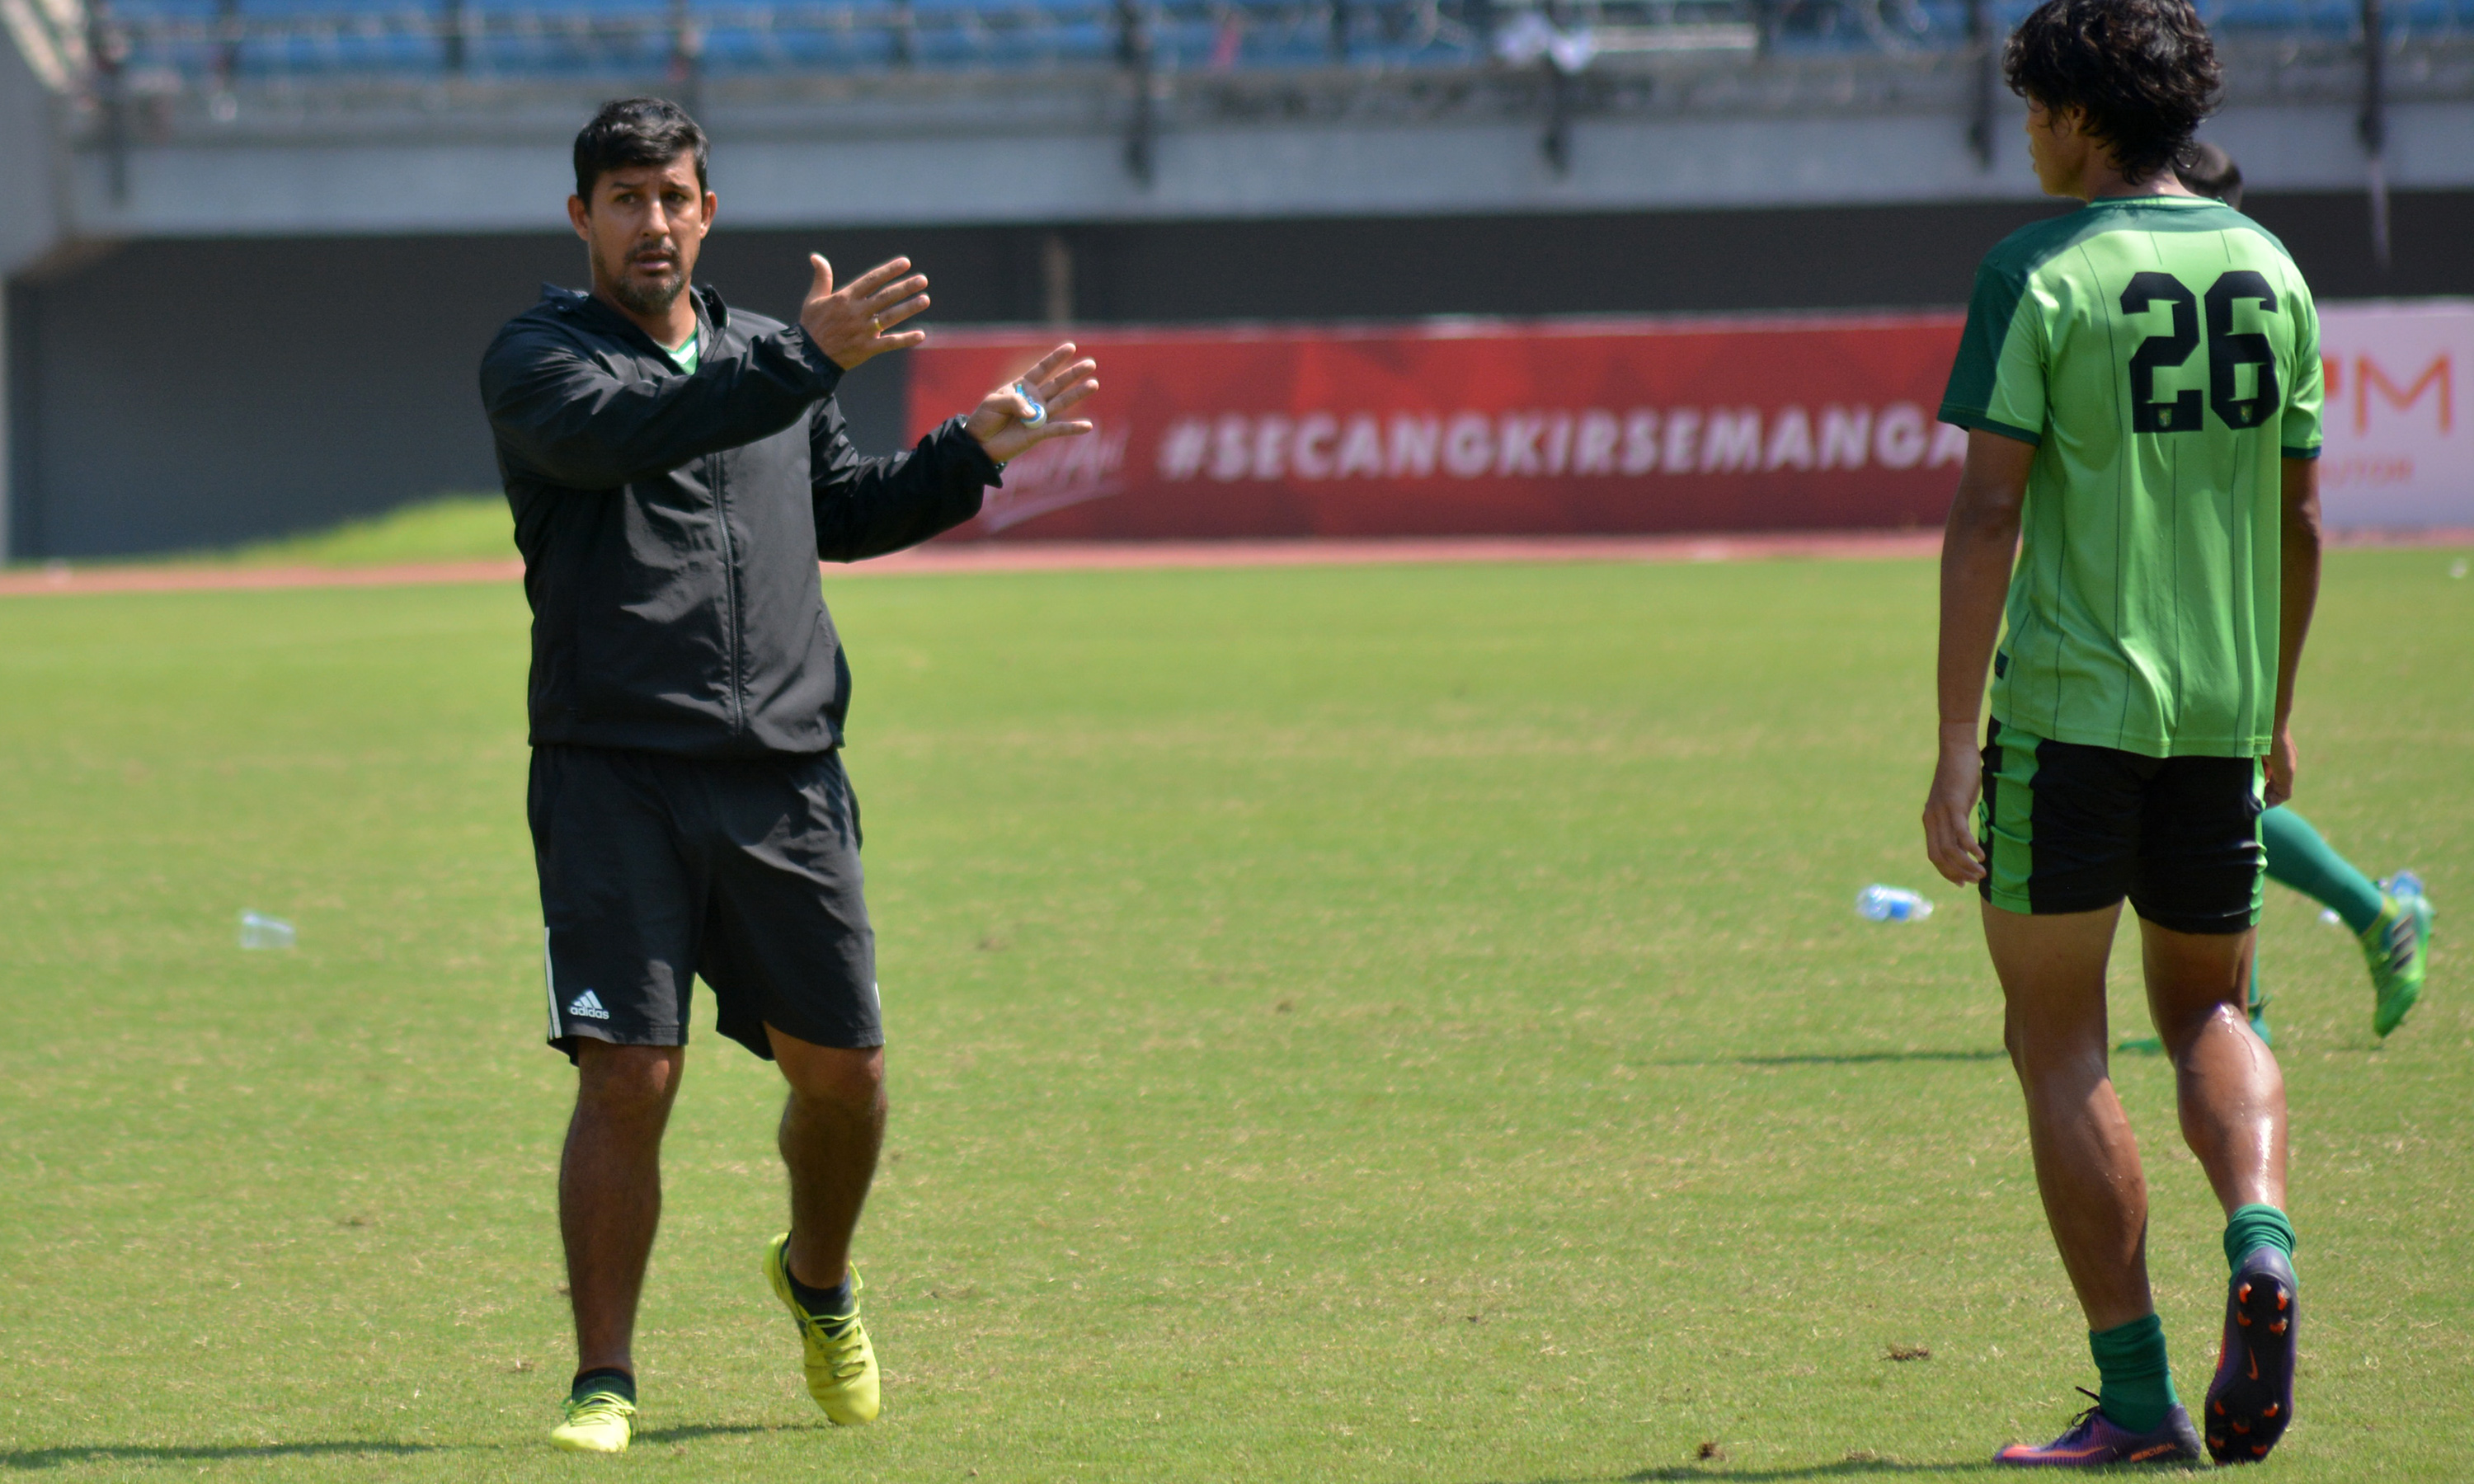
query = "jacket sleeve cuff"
xmin=929 ymin=416 xmax=1006 ymax=487
xmin=778 ymin=326 xmax=847 ymax=398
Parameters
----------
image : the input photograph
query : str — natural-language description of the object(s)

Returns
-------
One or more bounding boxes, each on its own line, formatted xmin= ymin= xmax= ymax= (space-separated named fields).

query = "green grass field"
xmin=0 ymin=549 xmax=2464 ymax=1482
xmin=202 ymin=495 xmax=515 ymax=568
xmin=0 ymin=495 xmax=515 ymax=573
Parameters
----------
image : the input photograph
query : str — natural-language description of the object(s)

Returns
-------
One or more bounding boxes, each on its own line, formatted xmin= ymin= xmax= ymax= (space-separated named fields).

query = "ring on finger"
xmin=870 ymin=315 xmax=882 ymax=334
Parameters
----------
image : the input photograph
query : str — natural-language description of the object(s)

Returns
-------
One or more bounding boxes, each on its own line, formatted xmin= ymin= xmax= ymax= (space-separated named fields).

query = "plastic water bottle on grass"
xmin=239 ymin=911 xmax=296 ymax=950
xmin=1856 ymin=885 xmax=1933 ymax=923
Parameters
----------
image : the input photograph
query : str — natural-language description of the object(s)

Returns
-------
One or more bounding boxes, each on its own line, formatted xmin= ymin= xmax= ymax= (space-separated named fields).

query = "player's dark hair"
xmin=2178 ymin=140 xmax=2243 ymax=209
xmin=574 ymin=97 xmax=708 ymax=203
xmin=2002 ymin=0 xmax=2222 ymax=184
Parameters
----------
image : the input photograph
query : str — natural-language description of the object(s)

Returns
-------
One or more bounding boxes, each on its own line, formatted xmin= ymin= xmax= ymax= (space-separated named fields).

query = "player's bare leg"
xmin=762 ymin=1026 xmax=888 ymax=1425
xmin=561 ymin=1042 xmax=687 ymax=1375
xmin=2142 ymin=923 xmax=2286 ymax=1214
xmin=1985 ymin=902 xmax=2157 ymax=1331
xmin=2142 ymin=920 xmax=2297 ymax=1462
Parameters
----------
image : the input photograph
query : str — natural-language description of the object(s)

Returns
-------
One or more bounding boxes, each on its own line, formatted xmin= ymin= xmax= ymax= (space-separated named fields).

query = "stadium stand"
xmin=57 ymin=0 xmax=2474 ymax=87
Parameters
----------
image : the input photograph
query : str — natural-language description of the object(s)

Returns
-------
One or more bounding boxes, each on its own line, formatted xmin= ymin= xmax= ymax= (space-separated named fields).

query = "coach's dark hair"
xmin=2002 ymin=0 xmax=2221 ymax=184
xmin=573 ymin=97 xmax=708 ymax=203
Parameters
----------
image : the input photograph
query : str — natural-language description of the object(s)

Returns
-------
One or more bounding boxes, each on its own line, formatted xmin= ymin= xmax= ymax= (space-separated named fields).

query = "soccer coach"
xmin=479 ymin=97 xmax=1098 ymax=1455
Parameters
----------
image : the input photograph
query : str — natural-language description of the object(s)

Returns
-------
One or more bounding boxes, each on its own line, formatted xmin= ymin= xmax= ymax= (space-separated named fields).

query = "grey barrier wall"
xmin=10 ymin=190 xmax=2470 ymax=559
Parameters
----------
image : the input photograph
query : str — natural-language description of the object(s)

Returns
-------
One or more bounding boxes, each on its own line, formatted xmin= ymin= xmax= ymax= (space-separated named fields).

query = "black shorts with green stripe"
xmin=1977 ymin=719 xmax=2265 ymax=935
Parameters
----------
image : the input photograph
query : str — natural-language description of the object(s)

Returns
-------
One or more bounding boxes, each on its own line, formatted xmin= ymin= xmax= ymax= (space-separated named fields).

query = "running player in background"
xmin=1923 ymin=0 xmax=2318 ymax=1465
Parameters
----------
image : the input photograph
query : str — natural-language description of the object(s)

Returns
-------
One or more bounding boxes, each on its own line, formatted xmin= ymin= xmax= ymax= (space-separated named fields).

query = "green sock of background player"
xmin=2257 ymin=805 xmax=2434 ymax=1039
xmin=2261 ymin=807 xmax=2385 ymax=934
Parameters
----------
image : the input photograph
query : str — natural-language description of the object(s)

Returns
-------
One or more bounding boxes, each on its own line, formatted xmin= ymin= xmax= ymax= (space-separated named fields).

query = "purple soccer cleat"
xmin=1995 ymin=1392 xmax=2204 ymax=1468
xmin=2204 ymin=1247 xmax=2298 ymax=1464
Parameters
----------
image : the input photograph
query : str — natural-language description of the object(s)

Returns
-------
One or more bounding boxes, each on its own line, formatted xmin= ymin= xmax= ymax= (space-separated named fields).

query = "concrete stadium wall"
xmin=12 ymin=189 xmax=2473 ymax=558
xmin=61 ymin=99 xmax=2474 ymax=236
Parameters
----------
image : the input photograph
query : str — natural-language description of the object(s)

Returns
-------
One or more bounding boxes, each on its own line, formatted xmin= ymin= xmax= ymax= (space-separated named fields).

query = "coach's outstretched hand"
xmin=966 ymin=343 xmax=1101 ymax=464
xmin=1923 ymin=722 xmax=1989 ymax=886
xmin=803 ymin=256 xmax=931 ymax=371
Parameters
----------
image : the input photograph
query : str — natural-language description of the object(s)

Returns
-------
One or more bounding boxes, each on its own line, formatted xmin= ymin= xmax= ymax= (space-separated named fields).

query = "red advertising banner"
xmin=904 ymin=313 xmax=1973 ymax=541
xmin=2316 ymin=301 xmax=2474 ymax=528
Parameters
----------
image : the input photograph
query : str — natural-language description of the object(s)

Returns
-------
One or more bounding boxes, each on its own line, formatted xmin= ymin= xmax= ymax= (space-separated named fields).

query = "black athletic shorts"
xmin=1977 ymin=718 xmax=2265 ymax=935
xmin=529 ymin=744 xmax=882 ymax=1062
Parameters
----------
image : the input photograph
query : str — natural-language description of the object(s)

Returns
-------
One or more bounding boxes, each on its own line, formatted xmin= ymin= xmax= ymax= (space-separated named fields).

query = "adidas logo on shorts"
xmin=567 ymin=989 xmax=612 ymax=1021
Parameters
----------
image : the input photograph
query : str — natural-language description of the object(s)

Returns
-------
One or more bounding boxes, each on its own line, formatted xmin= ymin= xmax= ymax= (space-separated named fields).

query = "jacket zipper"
xmin=710 ymin=451 xmax=745 ymax=735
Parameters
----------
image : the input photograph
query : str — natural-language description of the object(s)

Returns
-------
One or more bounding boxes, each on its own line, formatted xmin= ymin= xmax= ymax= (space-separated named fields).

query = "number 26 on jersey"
xmin=2121 ymin=270 xmax=2282 ymax=434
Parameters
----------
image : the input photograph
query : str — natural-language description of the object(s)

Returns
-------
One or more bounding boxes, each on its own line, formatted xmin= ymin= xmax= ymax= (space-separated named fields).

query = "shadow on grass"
xmin=1 ymin=1440 xmax=464 ymax=1471
xmin=1 ymin=1423 xmax=793 ymax=1469
xmin=1737 ymin=1052 xmax=2009 ymax=1068
xmin=1623 ymin=1463 xmax=2006 ymax=1480
xmin=1485 ymin=1459 xmax=2010 ymax=1482
xmin=633 ymin=1423 xmax=811 ymax=1444
xmin=1641 ymin=1050 xmax=2009 ymax=1069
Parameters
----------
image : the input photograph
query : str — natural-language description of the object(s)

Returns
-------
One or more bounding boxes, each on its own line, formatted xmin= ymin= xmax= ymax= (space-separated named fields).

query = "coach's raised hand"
xmin=966 ymin=343 xmax=1101 ymax=464
xmin=802 ymin=255 xmax=931 ymax=370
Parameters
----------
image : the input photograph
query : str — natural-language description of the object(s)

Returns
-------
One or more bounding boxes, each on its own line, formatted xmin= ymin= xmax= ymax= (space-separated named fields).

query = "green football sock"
xmin=2262 ymin=806 xmax=2386 ymax=934
xmin=2223 ymin=1203 xmax=2297 ymax=1275
xmin=2088 ymin=1313 xmax=2179 ymax=1434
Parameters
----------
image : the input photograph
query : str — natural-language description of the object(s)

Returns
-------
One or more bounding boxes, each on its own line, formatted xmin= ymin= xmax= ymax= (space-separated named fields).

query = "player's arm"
xmin=1922 ymin=429 xmax=2036 ymax=885
xmin=2266 ymin=456 xmax=2321 ymax=807
xmin=810 ymin=342 xmax=1099 ymax=562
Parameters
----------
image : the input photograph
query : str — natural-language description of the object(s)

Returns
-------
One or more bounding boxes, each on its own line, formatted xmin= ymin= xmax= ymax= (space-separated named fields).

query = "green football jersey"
xmin=1940 ymin=195 xmax=2323 ymax=759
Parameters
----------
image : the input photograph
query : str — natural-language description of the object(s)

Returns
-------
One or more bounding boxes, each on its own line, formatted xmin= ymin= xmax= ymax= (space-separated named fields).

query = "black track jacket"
xmin=481 ymin=284 xmax=998 ymax=758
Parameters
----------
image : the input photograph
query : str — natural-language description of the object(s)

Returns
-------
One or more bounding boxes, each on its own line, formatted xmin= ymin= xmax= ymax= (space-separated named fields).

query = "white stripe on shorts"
xmin=543 ymin=927 xmax=559 ymax=1040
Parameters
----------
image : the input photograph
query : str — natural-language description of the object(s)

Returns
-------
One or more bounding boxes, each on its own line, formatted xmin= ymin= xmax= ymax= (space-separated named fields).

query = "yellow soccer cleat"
xmin=764 ymin=1233 xmax=881 ymax=1425
xmin=549 ymin=1388 xmax=637 ymax=1453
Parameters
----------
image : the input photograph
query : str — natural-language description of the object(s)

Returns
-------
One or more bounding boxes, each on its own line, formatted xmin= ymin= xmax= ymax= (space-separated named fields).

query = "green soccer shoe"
xmin=2363 ymin=892 xmax=2434 ymax=1038
xmin=764 ymin=1233 xmax=881 ymax=1425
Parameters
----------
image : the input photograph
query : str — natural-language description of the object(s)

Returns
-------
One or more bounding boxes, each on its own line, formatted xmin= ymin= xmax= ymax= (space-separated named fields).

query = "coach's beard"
xmin=606 ymin=243 xmax=688 ymax=318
